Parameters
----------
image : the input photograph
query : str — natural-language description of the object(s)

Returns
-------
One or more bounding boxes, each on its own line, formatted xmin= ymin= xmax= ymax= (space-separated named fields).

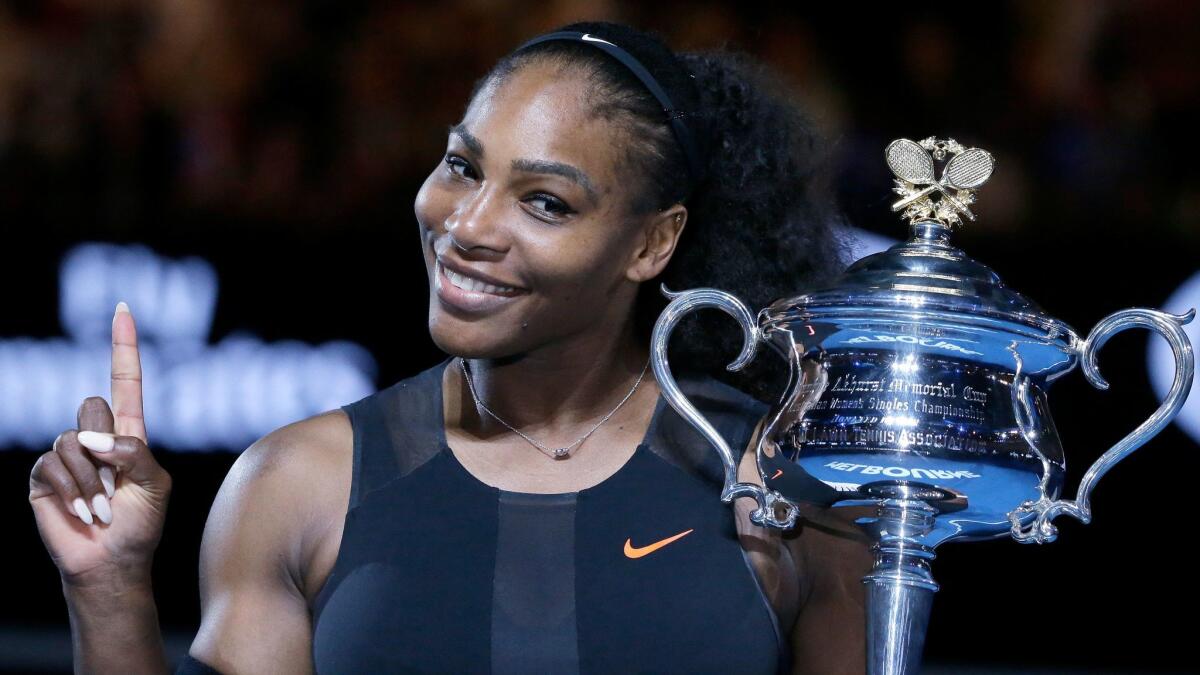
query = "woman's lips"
xmin=434 ymin=260 xmax=527 ymax=313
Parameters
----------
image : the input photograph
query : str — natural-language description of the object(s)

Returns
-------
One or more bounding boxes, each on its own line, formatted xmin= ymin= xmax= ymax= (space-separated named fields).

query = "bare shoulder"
xmin=188 ymin=408 xmax=354 ymax=673
xmin=232 ymin=408 xmax=353 ymax=484
xmin=733 ymin=418 xmax=801 ymax=629
xmin=215 ymin=408 xmax=356 ymax=597
xmin=783 ymin=501 xmax=874 ymax=675
xmin=732 ymin=415 xmax=875 ymax=641
xmin=733 ymin=437 xmax=867 ymax=675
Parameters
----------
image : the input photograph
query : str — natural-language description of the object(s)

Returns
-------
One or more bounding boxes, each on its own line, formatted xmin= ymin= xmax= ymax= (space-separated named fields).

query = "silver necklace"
xmin=459 ymin=356 xmax=651 ymax=460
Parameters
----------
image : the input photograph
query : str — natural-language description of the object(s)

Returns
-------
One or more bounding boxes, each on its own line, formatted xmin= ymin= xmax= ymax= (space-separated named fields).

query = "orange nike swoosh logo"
xmin=623 ymin=529 xmax=694 ymax=559
xmin=770 ymin=469 xmax=783 ymax=480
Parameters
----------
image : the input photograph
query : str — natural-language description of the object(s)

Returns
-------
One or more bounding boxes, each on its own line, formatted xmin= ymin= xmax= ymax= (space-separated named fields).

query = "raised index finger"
xmin=111 ymin=301 xmax=147 ymax=443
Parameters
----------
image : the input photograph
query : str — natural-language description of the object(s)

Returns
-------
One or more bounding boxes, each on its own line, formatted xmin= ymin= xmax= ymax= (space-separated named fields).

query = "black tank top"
xmin=310 ymin=357 xmax=789 ymax=674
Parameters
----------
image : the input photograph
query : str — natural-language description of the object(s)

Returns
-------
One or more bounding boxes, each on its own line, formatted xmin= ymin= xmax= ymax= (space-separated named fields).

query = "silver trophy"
xmin=650 ymin=136 xmax=1196 ymax=674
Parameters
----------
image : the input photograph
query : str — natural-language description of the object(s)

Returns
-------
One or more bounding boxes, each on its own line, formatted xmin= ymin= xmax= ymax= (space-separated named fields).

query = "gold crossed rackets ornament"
xmin=887 ymin=137 xmax=995 ymax=225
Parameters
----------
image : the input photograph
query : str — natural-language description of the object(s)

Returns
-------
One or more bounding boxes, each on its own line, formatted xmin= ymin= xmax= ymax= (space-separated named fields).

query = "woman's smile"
xmin=434 ymin=257 xmax=529 ymax=314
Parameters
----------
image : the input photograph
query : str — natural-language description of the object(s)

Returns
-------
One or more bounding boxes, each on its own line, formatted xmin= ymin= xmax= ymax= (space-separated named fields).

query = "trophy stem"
xmin=858 ymin=485 xmax=942 ymax=675
xmin=909 ymin=218 xmax=953 ymax=245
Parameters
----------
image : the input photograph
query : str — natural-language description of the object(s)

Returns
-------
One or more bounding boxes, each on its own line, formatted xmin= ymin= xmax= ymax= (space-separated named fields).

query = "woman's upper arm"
xmin=186 ymin=415 xmax=346 ymax=674
xmin=788 ymin=503 xmax=876 ymax=675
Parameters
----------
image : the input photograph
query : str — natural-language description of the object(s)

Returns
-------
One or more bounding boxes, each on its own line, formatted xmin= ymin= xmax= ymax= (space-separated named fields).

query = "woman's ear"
xmin=625 ymin=206 xmax=687 ymax=283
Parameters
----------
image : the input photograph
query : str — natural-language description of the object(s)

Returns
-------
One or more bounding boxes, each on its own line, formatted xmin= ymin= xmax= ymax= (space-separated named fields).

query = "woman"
xmin=29 ymin=20 xmax=873 ymax=674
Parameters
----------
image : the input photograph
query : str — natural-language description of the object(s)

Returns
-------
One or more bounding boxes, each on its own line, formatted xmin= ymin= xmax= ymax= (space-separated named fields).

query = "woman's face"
xmin=414 ymin=60 xmax=684 ymax=360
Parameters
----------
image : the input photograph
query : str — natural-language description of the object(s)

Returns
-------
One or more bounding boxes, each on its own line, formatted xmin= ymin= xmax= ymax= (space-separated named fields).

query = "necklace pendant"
xmin=459 ymin=356 xmax=650 ymax=462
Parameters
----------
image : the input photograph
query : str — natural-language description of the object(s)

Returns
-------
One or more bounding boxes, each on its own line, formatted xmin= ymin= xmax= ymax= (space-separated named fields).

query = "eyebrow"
xmin=510 ymin=158 xmax=599 ymax=205
xmin=448 ymin=123 xmax=599 ymax=205
xmin=449 ymin=123 xmax=484 ymax=158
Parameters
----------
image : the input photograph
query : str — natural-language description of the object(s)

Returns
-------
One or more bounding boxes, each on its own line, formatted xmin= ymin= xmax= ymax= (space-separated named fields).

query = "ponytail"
xmin=643 ymin=51 xmax=848 ymax=400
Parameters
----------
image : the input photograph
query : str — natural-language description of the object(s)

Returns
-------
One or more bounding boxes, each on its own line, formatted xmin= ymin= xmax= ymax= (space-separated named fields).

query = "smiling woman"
xmin=30 ymin=19 xmax=870 ymax=675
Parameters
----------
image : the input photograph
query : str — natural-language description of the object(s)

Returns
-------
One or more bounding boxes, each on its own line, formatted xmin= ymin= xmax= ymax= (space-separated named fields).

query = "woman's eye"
xmin=526 ymin=193 xmax=573 ymax=217
xmin=444 ymin=154 xmax=476 ymax=180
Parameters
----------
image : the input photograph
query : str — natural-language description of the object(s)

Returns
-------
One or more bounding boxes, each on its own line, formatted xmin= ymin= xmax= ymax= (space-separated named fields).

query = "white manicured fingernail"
xmin=99 ymin=466 xmax=115 ymax=498
xmin=115 ymin=301 xmax=130 ymax=314
xmin=77 ymin=431 xmax=115 ymax=453
xmin=92 ymin=494 xmax=112 ymax=525
xmin=72 ymin=497 xmax=94 ymax=525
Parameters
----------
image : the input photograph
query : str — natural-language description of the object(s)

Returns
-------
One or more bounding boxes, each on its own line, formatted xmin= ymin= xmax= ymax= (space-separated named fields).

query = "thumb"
xmin=76 ymin=430 xmax=168 ymax=491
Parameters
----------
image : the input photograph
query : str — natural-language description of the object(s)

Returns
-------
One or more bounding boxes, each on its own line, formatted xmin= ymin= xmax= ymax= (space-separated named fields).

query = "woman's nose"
xmin=444 ymin=189 xmax=508 ymax=254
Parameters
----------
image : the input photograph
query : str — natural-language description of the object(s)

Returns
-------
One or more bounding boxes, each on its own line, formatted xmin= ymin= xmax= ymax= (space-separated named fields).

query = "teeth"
xmin=442 ymin=263 xmax=517 ymax=294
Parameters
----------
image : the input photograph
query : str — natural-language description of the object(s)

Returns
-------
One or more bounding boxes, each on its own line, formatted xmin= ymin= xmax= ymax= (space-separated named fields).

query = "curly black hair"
xmin=473 ymin=21 xmax=849 ymax=402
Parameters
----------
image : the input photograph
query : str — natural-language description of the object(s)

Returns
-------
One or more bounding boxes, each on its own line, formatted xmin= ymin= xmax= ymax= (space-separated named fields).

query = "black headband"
xmin=511 ymin=30 xmax=708 ymax=190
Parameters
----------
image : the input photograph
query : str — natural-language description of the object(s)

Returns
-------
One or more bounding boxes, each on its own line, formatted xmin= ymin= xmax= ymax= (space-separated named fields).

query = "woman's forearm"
xmin=62 ymin=569 xmax=171 ymax=675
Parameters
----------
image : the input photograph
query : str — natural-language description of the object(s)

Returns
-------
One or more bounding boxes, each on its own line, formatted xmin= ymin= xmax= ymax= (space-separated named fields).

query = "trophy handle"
xmin=649 ymin=284 xmax=800 ymax=529
xmin=1011 ymin=308 xmax=1195 ymax=543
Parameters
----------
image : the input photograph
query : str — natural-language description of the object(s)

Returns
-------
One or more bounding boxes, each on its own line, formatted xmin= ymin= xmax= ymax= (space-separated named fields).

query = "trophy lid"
xmin=767 ymin=137 xmax=1078 ymax=344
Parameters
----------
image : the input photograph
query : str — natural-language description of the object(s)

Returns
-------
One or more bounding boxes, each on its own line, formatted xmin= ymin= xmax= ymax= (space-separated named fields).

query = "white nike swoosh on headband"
xmin=581 ymin=33 xmax=617 ymax=47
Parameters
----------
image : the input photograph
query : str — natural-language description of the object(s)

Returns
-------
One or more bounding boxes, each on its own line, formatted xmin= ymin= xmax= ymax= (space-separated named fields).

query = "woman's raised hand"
xmin=29 ymin=302 xmax=172 ymax=586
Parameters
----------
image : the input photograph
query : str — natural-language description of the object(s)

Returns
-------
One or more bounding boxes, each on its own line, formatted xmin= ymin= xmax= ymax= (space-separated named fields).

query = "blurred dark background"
xmin=2 ymin=0 xmax=1198 ymax=673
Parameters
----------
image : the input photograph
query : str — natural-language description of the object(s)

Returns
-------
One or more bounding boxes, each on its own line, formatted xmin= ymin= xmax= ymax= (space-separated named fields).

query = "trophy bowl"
xmin=649 ymin=137 xmax=1195 ymax=674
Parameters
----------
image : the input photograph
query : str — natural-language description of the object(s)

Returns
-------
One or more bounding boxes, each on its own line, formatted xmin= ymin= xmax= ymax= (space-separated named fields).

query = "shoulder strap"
xmin=340 ymin=356 xmax=452 ymax=508
xmin=644 ymin=370 xmax=770 ymax=488
xmin=646 ymin=370 xmax=845 ymax=506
